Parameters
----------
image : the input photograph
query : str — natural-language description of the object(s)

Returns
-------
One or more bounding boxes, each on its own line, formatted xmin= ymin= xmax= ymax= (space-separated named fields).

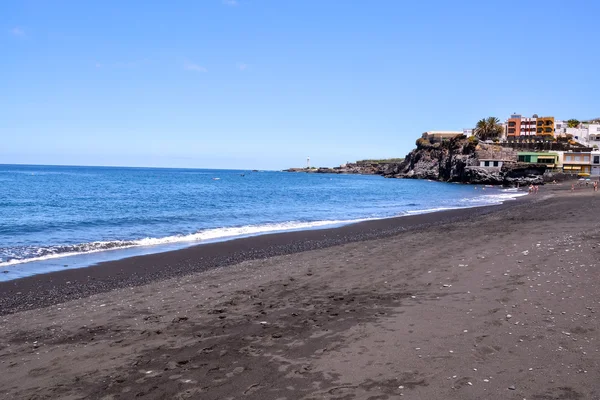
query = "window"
xmin=484 ymin=161 xmax=490 ymax=167
xmin=566 ymin=155 xmax=572 ymax=161
xmin=594 ymin=156 xmax=599 ymax=164
xmin=584 ymin=156 xmax=590 ymax=162
xmin=493 ymin=161 xmax=499 ymax=167
xmin=575 ymin=156 xmax=581 ymax=161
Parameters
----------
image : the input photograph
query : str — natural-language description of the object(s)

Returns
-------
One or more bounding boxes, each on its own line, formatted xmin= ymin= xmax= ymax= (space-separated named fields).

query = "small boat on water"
xmin=212 ymin=178 xmax=220 ymax=180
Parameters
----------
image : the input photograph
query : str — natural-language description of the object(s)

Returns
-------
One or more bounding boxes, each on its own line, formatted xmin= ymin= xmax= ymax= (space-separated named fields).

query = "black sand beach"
xmin=0 ymin=200 xmax=522 ymax=316
xmin=2 ymin=185 xmax=600 ymax=399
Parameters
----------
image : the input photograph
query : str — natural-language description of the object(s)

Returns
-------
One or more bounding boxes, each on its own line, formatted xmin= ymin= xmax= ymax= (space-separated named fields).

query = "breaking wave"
xmin=0 ymin=219 xmax=368 ymax=267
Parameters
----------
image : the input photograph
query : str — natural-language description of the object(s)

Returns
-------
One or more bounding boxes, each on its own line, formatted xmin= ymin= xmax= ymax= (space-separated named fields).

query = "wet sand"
xmin=1 ymin=185 xmax=600 ymax=399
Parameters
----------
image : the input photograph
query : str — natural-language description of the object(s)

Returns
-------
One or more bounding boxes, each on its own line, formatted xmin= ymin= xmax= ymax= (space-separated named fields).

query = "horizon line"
xmin=0 ymin=163 xmax=279 ymax=172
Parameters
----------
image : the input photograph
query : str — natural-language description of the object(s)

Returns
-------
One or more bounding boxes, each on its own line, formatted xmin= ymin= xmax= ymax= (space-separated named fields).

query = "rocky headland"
xmin=380 ymin=135 xmax=547 ymax=186
xmin=284 ymin=160 xmax=403 ymax=175
xmin=285 ymin=136 xmax=564 ymax=186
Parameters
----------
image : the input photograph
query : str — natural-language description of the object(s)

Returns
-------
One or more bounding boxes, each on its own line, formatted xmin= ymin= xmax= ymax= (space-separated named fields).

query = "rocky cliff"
xmin=382 ymin=136 xmax=546 ymax=186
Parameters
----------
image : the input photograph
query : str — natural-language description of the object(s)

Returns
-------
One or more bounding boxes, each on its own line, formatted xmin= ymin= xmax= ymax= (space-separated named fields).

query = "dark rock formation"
xmin=384 ymin=136 xmax=546 ymax=186
xmin=284 ymin=161 xmax=403 ymax=175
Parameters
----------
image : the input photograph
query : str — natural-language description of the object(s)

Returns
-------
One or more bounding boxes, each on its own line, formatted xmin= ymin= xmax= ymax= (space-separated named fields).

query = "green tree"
xmin=474 ymin=117 xmax=504 ymax=140
xmin=567 ymin=119 xmax=580 ymax=128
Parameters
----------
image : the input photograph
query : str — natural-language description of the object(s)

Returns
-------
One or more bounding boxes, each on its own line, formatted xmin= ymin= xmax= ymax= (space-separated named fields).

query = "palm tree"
xmin=474 ymin=117 xmax=504 ymax=141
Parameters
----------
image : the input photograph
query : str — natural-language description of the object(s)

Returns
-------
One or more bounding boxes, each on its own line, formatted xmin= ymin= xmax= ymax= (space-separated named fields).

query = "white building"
xmin=566 ymin=127 xmax=589 ymax=143
xmin=479 ymin=159 xmax=506 ymax=168
xmin=462 ymin=128 xmax=474 ymax=138
xmin=554 ymin=120 xmax=567 ymax=136
xmin=586 ymin=124 xmax=600 ymax=144
xmin=591 ymin=151 xmax=600 ymax=176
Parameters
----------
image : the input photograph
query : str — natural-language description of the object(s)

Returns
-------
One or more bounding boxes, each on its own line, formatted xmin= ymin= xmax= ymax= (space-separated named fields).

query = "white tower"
xmin=307 ymin=156 xmax=310 ymax=168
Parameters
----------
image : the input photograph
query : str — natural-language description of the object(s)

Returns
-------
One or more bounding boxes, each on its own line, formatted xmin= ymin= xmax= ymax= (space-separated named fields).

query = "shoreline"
xmin=0 ymin=187 xmax=526 ymax=281
xmin=3 ymin=185 xmax=600 ymax=399
xmin=0 ymin=195 xmax=529 ymax=316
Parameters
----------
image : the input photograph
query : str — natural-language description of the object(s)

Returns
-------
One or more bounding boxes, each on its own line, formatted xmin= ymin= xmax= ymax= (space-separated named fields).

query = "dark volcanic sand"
xmin=1 ymin=185 xmax=600 ymax=399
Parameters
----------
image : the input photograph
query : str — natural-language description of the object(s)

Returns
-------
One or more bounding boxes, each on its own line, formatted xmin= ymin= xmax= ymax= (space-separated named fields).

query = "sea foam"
xmin=0 ymin=219 xmax=368 ymax=267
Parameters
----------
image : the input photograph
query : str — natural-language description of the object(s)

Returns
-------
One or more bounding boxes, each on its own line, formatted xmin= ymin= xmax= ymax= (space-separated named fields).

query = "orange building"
xmin=506 ymin=114 xmax=554 ymax=141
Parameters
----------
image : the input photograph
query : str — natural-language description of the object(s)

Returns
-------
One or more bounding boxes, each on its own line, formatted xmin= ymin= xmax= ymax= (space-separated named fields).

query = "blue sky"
xmin=2 ymin=0 xmax=599 ymax=169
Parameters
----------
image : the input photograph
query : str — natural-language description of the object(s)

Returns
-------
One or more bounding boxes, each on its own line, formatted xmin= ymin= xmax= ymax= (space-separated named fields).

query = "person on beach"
xmin=571 ymin=183 xmax=575 ymax=192
xmin=594 ymin=181 xmax=598 ymax=192
xmin=528 ymin=184 xmax=534 ymax=194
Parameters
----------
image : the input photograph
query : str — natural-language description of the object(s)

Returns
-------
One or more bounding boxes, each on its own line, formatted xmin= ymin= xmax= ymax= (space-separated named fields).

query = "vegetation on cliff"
xmin=474 ymin=117 xmax=504 ymax=140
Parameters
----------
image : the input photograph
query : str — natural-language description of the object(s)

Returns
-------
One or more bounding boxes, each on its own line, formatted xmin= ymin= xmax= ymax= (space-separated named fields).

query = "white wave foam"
xmin=0 ymin=219 xmax=369 ymax=267
xmin=460 ymin=191 xmax=527 ymax=204
xmin=406 ymin=190 xmax=526 ymax=216
xmin=405 ymin=206 xmax=457 ymax=215
xmin=0 ymin=189 xmax=528 ymax=269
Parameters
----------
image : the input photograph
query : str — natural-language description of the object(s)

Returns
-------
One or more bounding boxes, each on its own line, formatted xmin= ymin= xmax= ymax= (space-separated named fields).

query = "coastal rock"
xmin=284 ymin=161 xmax=403 ymax=176
xmin=462 ymin=167 xmax=503 ymax=185
xmin=384 ymin=136 xmax=546 ymax=186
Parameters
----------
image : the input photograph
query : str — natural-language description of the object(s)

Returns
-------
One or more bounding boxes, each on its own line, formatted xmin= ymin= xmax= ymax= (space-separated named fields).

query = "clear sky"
xmin=2 ymin=0 xmax=599 ymax=170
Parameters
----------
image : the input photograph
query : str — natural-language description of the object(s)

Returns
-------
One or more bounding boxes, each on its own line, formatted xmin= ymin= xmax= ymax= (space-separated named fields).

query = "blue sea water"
xmin=0 ymin=164 xmax=524 ymax=280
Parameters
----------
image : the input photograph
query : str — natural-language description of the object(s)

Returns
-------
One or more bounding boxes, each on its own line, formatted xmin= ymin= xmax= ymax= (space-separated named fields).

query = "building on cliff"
xmin=506 ymin=114 xmax=555 ymax=142
xmin=422 ymin=131 xmax=464 ymax=143
xmin=478 ymin=159 xmax=512 ymax=169
xmin=561 ymin=123 xmax=600 ymax=147
xmin=462 ymin=128 xmax=475 ymax=138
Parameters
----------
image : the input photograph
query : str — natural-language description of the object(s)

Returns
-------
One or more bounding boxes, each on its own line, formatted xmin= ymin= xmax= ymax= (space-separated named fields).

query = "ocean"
xmin=0 ymin=164 xmax=525 ymax=280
